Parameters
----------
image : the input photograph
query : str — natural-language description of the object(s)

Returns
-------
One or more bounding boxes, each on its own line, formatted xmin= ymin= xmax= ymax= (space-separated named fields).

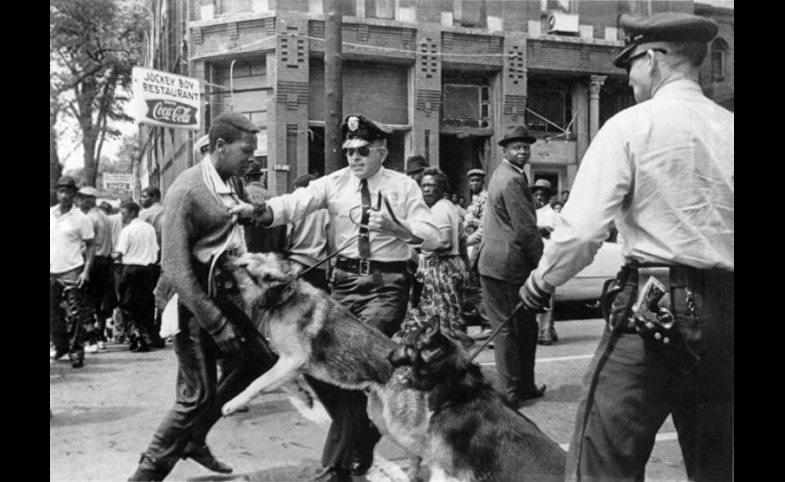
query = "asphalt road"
xmin=50 ymin=316 xmax=689 ymax=482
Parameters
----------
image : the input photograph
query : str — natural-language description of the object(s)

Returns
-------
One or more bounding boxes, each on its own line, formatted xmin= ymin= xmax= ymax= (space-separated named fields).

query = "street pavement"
xmin=51 ymin=317 xmax=689 ymax=482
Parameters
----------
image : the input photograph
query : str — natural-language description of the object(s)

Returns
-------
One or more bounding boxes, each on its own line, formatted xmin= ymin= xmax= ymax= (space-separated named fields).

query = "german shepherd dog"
xmin=389 ymin=316 xmax=566 ymax=482
xmin=219 ymin=252 xmax=429 ymax=478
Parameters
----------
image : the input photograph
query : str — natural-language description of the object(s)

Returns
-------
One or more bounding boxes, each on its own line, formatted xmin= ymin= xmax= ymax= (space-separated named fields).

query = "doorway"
xmin=439 ymin=134 xmax=489 ymax=199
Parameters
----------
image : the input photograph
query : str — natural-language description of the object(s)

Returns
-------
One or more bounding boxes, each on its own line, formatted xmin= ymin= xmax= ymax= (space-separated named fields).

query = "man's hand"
xmin=228 ymin=201 xmax=256 ymax=219
xmin=211 ymin=321 xmax=246 ymax=355
xmin=77 ymin=270 xmax=90 ymax=289
xmin=519 ymin=272 xmax=554 ymax=313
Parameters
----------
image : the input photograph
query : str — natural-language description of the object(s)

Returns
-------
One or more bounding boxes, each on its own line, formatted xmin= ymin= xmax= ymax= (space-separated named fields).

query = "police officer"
xmin=518 ymin=12 xmax=733 ymax=482
xmin=239 ymin=114 xmax=439 ymax=482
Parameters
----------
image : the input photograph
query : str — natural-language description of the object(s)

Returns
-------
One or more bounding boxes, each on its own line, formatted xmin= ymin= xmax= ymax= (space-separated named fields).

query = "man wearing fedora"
xmin=477 ymin=125 xmax=546 ymax=407
xmin=50 ymin=176 xmax=96 ymax=368
xmin=404 ymin=154 xmax=429 ymax=185
xmin=518 ymin=12 xmax=733 ymax=481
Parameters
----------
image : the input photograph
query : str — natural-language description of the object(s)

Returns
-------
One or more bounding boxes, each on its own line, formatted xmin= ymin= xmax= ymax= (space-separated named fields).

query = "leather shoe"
xmin=351 ymin=453 xmax=374 ymax=476
xmin=182 ymin=444 xmax=233 ymax=474
xmin=518 ymin=384 xmax=547 ymax=402
xmin=313 ymin=466 xmax=352 ymax=482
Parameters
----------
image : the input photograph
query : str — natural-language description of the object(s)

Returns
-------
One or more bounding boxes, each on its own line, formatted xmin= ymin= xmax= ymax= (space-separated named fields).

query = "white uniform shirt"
xmin=267 ymin=167 xmax=439 ymax=261
xmin=537 ymin=79 xmax=734 ymax=287
xmin=50 ymin=205 xmax=95 ymax=274
xmin=116 ymin=218 xmax=159 ymax=266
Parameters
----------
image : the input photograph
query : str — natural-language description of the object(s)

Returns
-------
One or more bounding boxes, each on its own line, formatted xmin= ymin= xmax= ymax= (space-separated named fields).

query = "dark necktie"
xmin=359 ymin=179 xmax=372 ymax=259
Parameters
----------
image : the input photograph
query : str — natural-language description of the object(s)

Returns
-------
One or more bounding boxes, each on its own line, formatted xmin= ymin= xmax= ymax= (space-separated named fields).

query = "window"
xmin=526 ymin=87 xmax=572 ymax=135
xmin=337 ymin=0 xmax=357 ymax=16
xmin=214 ymin=0 xmax=252 ymax=15
xmin=541 ymin=0 xmax=572 ymax=13
xmin=453 ymin=0 xmax=486 ymax=29
xmin=366 ymin=0 xmax=395 ymax=19
xmin=442 ymin=84 xmax=491 ymax=127
xmin=711 ymin=38 xmax=728 ymax=82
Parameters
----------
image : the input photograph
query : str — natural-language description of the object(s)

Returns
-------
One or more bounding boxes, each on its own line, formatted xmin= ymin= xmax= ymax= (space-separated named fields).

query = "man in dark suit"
xmin=478 ymin=125 xmax=546 ymax=408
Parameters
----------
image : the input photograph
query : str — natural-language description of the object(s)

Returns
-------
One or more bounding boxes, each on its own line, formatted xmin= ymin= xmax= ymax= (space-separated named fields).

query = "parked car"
xmin=554 ymin=241 xmax=624 ymax=303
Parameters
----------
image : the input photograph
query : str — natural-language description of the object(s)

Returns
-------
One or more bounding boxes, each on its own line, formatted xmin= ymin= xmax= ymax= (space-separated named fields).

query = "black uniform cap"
xmin=341 ymin=114 xmax=393 ymax=148
xmin=614 ymin=12 xmax=719 ymax=68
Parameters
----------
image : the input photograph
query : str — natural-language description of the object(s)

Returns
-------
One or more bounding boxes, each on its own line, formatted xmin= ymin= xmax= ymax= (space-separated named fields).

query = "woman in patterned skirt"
xmin=398 ymin=168 xmax=474 ymax=347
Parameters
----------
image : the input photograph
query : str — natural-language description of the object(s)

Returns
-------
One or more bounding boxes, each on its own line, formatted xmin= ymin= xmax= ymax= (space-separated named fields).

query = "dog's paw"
xmin=222 ymin=398 xmax=247 ymax=417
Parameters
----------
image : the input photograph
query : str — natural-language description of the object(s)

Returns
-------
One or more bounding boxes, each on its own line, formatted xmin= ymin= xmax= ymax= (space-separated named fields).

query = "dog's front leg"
xmin=222 ymin=357 xmax=305 ymax=416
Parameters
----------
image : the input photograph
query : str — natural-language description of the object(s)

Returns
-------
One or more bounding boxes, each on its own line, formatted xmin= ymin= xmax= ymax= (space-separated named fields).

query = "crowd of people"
xmin=51 ymin=11 xmax=733 ymax=482
xmin=50 ymin=181 xmax=169 ymax=367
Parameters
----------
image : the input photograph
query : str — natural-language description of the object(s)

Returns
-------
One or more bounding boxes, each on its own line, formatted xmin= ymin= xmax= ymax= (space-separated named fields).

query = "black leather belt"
xmin=335 ymin=257 xmax=409 ymax=276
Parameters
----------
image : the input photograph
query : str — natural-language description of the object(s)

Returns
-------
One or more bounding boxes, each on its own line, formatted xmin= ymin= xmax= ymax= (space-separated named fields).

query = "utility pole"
xmin=324 ymin=0 xmax=343 ymax=174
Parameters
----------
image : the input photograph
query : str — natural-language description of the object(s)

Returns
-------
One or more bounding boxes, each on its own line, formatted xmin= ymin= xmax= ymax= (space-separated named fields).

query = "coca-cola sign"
xmin=133 ymin=67 xmax=201 ymax=131
xmin=146 ymin=100 xmax=197 ymax=126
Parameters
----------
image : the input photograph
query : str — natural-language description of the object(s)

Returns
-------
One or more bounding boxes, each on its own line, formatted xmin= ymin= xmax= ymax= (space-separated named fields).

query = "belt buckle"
xmin=359 ymin=260 xmax=371 ymax=276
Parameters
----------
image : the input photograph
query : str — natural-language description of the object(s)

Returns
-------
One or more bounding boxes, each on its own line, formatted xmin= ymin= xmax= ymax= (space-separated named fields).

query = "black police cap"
xmin=614 ymin=12 xmax=719 ymax=68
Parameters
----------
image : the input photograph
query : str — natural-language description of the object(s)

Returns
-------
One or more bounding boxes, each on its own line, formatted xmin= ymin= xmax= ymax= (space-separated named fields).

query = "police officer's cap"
xmin=341 ymin=114 xmax=393 ymax=149
xmin=467 ymin=169 xmax=486 ymax=179
xmin=614 ymin=12 xmax=719 ymax=68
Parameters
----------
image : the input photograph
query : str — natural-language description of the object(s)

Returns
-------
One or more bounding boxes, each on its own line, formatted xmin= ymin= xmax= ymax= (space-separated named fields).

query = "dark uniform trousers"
xmin=308 ymin=266 xmax=411 ymax=470
xmin=566 ymin=266 xmax=734 ymax=482
xmin=480 ymin=275 xmax=540 ymax=403
xmin=137 ymin=277 xmax=277 ymax=479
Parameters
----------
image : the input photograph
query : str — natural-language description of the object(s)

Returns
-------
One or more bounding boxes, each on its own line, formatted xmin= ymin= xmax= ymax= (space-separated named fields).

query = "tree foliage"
xmin=50 ymin=0 xmax=148 ymax=187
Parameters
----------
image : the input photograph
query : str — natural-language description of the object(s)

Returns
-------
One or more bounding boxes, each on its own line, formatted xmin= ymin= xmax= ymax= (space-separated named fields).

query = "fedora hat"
xmin=498 ymin=125 xmax=537 ymax=147
xmin=56 ymin=176 xmax=79 ymax=191
xmin=530 ymin=179 xmax=555 ymax=195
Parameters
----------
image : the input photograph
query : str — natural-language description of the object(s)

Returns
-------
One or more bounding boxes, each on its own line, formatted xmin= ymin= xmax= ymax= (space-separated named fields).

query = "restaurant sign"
xmin=132 ymin=67 xmax=201 ymax=130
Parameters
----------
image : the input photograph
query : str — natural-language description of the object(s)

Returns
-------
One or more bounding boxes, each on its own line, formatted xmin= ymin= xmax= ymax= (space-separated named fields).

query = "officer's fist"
xmin=519 ymin=273 xmax=553 ymax=313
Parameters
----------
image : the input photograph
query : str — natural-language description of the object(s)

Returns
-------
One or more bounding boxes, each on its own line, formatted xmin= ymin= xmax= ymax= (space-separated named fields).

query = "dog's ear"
xmin=422 ymin=315 xmax=443 ymax=344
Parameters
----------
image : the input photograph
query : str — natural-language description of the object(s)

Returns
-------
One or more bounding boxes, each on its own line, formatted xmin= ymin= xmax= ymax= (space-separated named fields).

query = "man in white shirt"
xmin=50 ymin=176 xmax=95 ymax=368
xmin=114 ymin=200 xmax=159 ymax=353
xmin=519 ymin=12 xmax=734 ymax=482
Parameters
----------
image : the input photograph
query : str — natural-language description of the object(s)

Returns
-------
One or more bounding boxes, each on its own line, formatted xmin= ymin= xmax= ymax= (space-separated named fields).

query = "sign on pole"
xmin=132 ymin=67 xmax=201 ymax=130
xmin=103 ymin=173 xmax=134 ymax=192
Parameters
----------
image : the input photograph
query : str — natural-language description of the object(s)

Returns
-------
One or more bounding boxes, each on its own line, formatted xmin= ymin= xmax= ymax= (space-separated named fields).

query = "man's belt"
xmin=336 ymin=256 xmax=409 ymax=276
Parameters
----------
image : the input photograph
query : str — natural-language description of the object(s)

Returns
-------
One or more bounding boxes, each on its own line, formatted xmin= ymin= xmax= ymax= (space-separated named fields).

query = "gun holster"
xmin=630 ymin=266 xmax=702 ymax=376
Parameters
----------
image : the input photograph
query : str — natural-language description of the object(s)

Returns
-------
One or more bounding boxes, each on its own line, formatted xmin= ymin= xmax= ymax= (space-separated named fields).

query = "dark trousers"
xmin=480 ymin=275 xmax=540 ymax=404
xmin=50 ymin=267 xmax=94 ymax=362
xmin=118 ymin=265 xmax=156 ymax=342
xmin=138 ymin=295 xmax=277 ymax=477
xmin=87 ymin=256 xmax=115 ymax=341
xmin=566 ymin=269 xmax=734 ymax=482
xmin=312 ymin=268 xmax=411 ymax=470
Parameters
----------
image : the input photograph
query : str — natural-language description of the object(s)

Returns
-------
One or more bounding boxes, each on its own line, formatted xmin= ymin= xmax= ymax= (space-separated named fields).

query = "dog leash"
xmin=295 ymin=234 xmax=362 ymax=281
xmin=466 ymin=301 xmax=527 ymax=363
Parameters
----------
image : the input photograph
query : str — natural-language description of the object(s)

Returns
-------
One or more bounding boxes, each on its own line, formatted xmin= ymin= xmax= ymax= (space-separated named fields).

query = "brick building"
xmin=142 ymin=0 xmax=734 ymax=198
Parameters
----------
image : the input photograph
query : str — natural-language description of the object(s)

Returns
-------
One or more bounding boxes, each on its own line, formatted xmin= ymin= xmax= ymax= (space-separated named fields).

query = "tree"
xmin=50 ymin=0 xmax=148 ymax=187
xmin=50 ymin=82 xmax=63 ymax=193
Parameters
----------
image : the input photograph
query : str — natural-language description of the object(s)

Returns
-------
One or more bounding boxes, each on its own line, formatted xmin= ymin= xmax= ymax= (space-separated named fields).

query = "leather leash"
xmin=466 ymin=302 xmax=528 ymax=363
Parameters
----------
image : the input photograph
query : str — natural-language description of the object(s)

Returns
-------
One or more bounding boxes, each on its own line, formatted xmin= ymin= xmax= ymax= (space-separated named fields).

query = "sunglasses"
xmin=624 ymin=48 xmax=668 ymax=73
xmin=343 ymin=146 xmax=383 ymax=157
